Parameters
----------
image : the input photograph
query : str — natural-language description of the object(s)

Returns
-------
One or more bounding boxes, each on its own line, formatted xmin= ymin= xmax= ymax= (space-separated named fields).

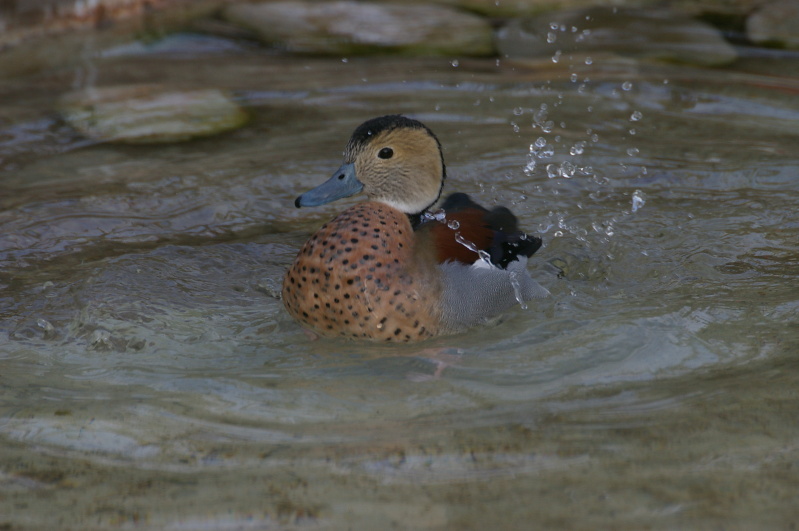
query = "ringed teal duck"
xmin=282 ymin=115 xmax=548 ymax=342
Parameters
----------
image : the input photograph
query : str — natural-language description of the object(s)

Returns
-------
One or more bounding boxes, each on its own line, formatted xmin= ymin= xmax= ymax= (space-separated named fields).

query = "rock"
xmin=443 ymin=0 xmax=765 ymax=18
xmin=221 ymin=0 xmax=494 ymax=56
xmin=59 ymin=85 xmax=248 ymax=144
xmin=746 ymin=0 xmax=799 ymax=49
xmin=99 ymin=33 xmax=253 ymax=58
xmin=441 ymin=0 xmax=599 ymax=17
xmin=497 ymin=7 xmax=738 ymax=66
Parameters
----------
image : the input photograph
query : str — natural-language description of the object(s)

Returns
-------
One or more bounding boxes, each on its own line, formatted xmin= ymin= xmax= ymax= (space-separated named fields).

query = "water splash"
xmin=454 ymin=233 xmax=492 ymax=265
xmin=509 ymin=269 xmax=528 ymax=310
xmin=454 ymin=233 xmax=478 ymax=253
xmin=533 ymin=104 xmax=554 ymax=132
xmin=631 ymin=190 xmax=646 ymax=213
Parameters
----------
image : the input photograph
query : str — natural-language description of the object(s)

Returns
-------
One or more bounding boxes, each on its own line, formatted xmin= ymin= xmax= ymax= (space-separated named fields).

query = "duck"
xmin=282 ymin=115 xmax=548 ymax=342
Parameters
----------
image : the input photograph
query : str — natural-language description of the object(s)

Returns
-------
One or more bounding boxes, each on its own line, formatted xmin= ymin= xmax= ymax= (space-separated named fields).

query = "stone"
xmin=221 ymin=0 xmax=494 ymax=56
xmin=440 ymin=0 xmax=603 ymax=17
xmin=746 ymin=0 xmax=799 ymax=49
xmin=497 ymin=6 xmax=738 ymax=66
xmin=59 ymin=85 xmax=248 ymax=144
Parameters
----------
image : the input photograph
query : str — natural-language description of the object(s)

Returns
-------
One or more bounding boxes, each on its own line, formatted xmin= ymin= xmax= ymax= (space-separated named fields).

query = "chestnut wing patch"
xmin=425 ymin=193 xmax=542 ymax=269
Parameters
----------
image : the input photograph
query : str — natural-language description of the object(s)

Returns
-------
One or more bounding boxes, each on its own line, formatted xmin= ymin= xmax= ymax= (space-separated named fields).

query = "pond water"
xmin=1 ymin=25 xmax=798 ymax=530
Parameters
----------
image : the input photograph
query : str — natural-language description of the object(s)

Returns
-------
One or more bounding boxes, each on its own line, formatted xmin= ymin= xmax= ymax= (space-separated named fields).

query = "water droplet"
xmin=621 ymin=81 xmax=633 ymax=91
xmin=629 ymin=128 xmax=636 ymax=135
xmin=513 ymin=107 xmax=524 ymax=116
xmin=549 ymin=22 xmax=559 ymax=30
xmin=584 ymin=56 xmax=593 ymax=65
xmin=450 ymin=59 xmax=459 ymax=67
xmin=537 ymin=145 xmax=554 ymax=158
xmin=37 ymin=319 xmax=56 ymax=339
xmin=534 ymin=137 xmax=547 ymax=148
xmin=631 ymin=190 xmax=646 ymax=212
xmin=630 ymin=110 xmax=643 ymax=121
xmin=546 ymin=164 xmax=559 ymax=178
xmin=547 ymin=32 xmax=557 ymax=44
xmin=447 ymin=220 xmax=460 ymax=230
xmin=551 ymin=50 xmax=561 ymax=63
xmin=570 ymin=141 xmax=586 ymax=155
xmin=627 ymin=147 xmax=639 ymax=156
xmin=570 ymin=73 xmax=578 ymax=82
xmin=89 ymin=329 xmax=112 ymax=350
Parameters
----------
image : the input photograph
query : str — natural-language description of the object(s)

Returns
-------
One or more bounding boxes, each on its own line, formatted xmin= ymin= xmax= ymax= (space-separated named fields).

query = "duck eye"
xmin=377 ymin=147 xmax=394 ymax=159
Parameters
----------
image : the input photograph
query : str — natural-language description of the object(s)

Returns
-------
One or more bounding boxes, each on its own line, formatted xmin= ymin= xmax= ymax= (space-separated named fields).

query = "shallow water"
xmin=1 ymin=28 xmax=799 ymax=530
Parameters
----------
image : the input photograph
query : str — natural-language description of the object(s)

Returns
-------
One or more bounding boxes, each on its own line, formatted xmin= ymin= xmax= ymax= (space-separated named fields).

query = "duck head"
xmin=295 ymin=115 xmax=446 ymax=215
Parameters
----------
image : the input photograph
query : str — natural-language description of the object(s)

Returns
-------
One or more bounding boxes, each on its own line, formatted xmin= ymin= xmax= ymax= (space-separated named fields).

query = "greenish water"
xmin=1 ymin=29 xmax=798 ymax=530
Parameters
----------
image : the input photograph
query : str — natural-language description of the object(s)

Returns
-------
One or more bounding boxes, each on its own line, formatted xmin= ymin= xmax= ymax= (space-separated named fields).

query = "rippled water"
xmin=1 ymin=28 xmax=798 ymax=530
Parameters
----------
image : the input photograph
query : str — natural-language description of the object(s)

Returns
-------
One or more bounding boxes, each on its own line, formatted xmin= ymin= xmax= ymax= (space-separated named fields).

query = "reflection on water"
xmin=1 ymin=15 xmax=799 ymax=530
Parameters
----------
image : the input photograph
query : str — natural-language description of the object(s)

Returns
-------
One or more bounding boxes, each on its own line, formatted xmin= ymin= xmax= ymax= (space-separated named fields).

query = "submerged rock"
xmin=221 ymin=0 xmax=494 ymax=56
xmin=59 ymin=85 xmax=248 ymax=144
xmin=497 ymin=7 xmax=738 ymax=66
xmin=746 ymin=0 xmax=799 ymax=49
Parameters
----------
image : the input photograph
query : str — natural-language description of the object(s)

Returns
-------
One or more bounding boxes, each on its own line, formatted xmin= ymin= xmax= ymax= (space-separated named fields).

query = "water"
xmin=1 ymin=27 xmax=799 ymax=529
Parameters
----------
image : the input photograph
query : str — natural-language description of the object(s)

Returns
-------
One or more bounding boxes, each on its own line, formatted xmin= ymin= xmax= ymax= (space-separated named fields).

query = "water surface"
xmin=1 ymin=28 xmax=798 ymax=530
